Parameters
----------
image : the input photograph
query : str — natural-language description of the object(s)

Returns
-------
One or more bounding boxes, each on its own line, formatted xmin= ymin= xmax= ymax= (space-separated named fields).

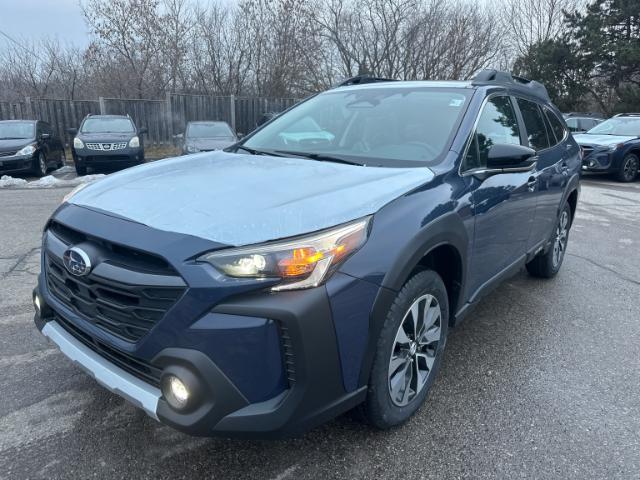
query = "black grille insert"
xmin=45 ymin=252 xmax=185 ymax=342
xmin=55 ymin=314 xmax=162 ymax=387
xmin=277 ymin=322 xmax=296 ymax=385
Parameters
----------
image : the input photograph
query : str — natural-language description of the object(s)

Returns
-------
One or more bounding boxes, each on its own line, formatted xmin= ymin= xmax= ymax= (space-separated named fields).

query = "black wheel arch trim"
xmin=357 ymin=212 xmax=468 ymax=389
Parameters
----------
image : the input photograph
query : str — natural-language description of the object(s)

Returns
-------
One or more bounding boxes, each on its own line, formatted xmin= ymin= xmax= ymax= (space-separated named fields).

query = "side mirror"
xmin=138 ymin=127 xmax=148 ymax=135
xmin=173 ymin=133 xmax=184 ymax=139
xmin=66 ymin=128 xmax=78 ymax=135
xmin=237 ymin=133 xmax=244 ymax=139
xmin=486 ymin=144 xmax=537 ymax=170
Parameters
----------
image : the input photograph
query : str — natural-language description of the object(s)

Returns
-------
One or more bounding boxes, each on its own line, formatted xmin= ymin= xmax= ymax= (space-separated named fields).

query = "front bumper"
xmin=581 ymin=148 xmax=617 ymax=172
xmin=0 ymin=154 xmax=34 ymax=174
xmin=74 ymin=147 xmax=143 ymax=166
xmin=40 ymin=319 xmax=161 ymax=419
xmin=33 ymin=205 xmax=374 ymax=437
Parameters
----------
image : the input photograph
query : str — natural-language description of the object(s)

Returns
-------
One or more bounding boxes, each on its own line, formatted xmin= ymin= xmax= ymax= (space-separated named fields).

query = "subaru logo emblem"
xmin=63 ymin=247 xmax=92 ymax=277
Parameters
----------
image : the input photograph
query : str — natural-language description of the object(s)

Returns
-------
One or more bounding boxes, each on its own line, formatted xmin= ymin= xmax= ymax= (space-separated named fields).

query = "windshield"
xmin=0 ymin=122 xmax=34 ymax=139
xmin=81 ymin=117 xmax=135 ymax=134
xmin=242 ymin=87 xmax=471 ymax=167
xmin=587 ymin=117 xmax=640 ymax=137
xmin=187 ymin=122 xmax=234 ymax=138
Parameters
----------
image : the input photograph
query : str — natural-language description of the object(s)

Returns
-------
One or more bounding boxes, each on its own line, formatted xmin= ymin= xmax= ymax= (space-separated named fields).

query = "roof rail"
xmin=614 ymin=112 xmax=640 ymax=117
xmin=334 ymin=74 xmax=397 ymax=88
xmin=472 ymin=69 xmax=550 ymax=101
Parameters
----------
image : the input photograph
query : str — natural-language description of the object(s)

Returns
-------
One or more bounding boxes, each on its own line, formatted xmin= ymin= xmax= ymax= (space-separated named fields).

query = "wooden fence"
xmin=0 ymin=94 xmax=299 ymax=146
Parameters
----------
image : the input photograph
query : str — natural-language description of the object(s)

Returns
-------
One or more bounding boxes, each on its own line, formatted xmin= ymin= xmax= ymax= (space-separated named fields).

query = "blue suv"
xmin=33 ymin=70 xmax=580 ymax=437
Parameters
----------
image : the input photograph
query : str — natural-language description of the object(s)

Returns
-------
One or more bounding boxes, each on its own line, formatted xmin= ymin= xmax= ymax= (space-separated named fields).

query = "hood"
xmin=70 ymin=151 xmax=435 ymax=246
xmin=186 ymin=137 xmax=236 ymax=151
xmin=573 ymin=134 xmax=636 ymax=147
xmin=0 ymin=138 xmax=34 ymax=152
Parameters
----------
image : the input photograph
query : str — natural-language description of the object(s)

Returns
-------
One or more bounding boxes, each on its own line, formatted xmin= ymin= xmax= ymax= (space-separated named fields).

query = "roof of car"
xmin=83 ymin=114 xmax=132 ymax=119
xmin=186 ymin=120 xmax=230 ymax=125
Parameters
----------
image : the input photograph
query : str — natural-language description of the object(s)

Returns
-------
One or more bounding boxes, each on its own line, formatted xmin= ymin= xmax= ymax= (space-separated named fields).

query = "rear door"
xmin=515 ymin=99 xmax=566 ymax=248
xmin=464 ymin=95 xmax=537 ymax=296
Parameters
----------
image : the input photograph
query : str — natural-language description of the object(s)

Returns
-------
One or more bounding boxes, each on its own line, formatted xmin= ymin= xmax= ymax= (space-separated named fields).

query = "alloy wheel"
xmin=38 ymin=153 xmax=47 ymax=175
xmin=552 ymin=210 xmax=569 ymax=268
xmin=623 ymin=156 xmax=639 ymax=181
xmin=388 ymin=294 xmax=442 ymax=407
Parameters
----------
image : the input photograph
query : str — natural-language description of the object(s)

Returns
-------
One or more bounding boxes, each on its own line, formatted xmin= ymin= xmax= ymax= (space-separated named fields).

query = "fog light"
xmin=34 ymin=295 xmax=41 ymax=314
xmin=162 ymin=375 xmax=190 ymax=410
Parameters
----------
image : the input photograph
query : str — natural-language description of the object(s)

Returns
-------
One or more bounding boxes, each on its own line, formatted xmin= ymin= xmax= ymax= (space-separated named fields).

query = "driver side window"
xmin=463 ymin=96 xmax=521 ymax=171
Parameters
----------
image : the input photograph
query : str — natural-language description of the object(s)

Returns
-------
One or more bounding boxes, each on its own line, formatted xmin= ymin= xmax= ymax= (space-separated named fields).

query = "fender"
xmin=357 ymin=212 xmax=469 ymax=388
xmin=558 ymin=172 xmax=581 ymax=218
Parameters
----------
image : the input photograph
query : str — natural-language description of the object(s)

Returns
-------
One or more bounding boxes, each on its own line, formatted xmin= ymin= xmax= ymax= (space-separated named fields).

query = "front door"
xmin=463 ymin=95 xmax=538 ymax=297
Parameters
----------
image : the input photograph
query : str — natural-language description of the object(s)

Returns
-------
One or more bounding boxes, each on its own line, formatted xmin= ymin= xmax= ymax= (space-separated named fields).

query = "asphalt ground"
xmin=0 ymin=175 xmax=639 ymax=479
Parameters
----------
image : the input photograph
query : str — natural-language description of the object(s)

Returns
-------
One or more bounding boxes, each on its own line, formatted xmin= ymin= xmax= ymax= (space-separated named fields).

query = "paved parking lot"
xmin=1 ymin=176 xmax=639 ymax=479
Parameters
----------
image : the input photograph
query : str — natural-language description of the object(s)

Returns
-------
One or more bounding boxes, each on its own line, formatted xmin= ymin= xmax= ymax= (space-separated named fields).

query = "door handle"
xmin=527 ymin=176 xmax=537 ymax=191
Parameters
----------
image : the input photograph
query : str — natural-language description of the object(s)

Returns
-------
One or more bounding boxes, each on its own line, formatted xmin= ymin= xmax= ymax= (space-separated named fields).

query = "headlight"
xmin=73 ymin=137 xmax=84 ymax=149
xmin=61 ymin=183 xmax=89 ymax=204
xmin=129 ymin=136 xmax=140 ymax=148
xmin=186 ymin=145 xmax=199 ymax=153
xmin=608 ymin=143 xmax=623 ymax=152
xmin=198 ymin=217 xmax=370 ymax=291
xmin=16 ymin=144 xmax=36 ymax=156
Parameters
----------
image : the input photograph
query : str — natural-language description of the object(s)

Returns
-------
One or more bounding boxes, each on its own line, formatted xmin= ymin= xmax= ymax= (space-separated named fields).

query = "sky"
xmin=0 ymin=0 xmax=90 ymax=49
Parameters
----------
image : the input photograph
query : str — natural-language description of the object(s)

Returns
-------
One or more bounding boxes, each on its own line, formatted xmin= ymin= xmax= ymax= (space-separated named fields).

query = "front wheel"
xmin=616 ymin=153 xmax=639 ymax=182
xmin=32 ymin=152 xmax=48 ymax=177
xmin=526 ymin=203 xmax=571 ymax=278
xmin=363 ymin=270 xmax=448 ymax=429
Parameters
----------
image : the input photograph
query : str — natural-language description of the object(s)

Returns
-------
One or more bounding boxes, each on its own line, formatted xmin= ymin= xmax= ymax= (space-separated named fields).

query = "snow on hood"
xmin=70 ymin=151 xmax=435 ymax=246
xmin=573 ymin=133 xmax=637 ymax=146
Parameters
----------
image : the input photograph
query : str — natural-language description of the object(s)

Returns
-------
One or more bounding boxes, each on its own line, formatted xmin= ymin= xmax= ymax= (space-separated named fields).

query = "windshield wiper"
xmin=235 ymin=145 xmax=284 ymax=156
xmin=274 ymin=150 xmax=364 ymax=166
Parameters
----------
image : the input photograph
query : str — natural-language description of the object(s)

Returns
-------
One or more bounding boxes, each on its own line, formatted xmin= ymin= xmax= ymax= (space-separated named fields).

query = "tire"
xmin=363 ymin=270 xmax=449 ymax=429
xmin=75 ymin=164 xmax=87 ymax=176
xmin=59 ymin=150 xmax=67 ymax=168
xmin=616 ymin=153 xmax=639 ymax=182
xmin=526 ymin=203 xmax=572 ymax=278
xmin=32 ymin=152 xmax=48 ymax=177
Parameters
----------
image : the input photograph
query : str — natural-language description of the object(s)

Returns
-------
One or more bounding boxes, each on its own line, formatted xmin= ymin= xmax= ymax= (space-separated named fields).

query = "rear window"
xmin=545 ymin=109 xmax=566 ymax=145
xmin=81 ymin=117 xmax=135 ymax=134
xmin=517 ymin=99 xmax=550 ymax=150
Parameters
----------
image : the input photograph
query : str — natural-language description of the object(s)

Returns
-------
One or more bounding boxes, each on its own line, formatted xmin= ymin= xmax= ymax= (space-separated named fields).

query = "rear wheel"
xmin=32 ymin=152 xmax=48 ymax=177
xmin=526 ymin=203 xmax=571 ymax=278
xmin=363 ymin=270 xmax=448 ymax=429
xmin=616 ymin=153 xmax=639 ymax=182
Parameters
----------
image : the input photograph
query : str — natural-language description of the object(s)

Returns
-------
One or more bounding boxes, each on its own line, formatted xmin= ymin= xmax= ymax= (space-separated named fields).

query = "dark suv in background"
xmin=68 ymin=114 xmax=147 ymax=175
xmin=0 ymin=120 xmax=65 ymax=176
xmin=34 ymin=70 xmax=580 ymax=438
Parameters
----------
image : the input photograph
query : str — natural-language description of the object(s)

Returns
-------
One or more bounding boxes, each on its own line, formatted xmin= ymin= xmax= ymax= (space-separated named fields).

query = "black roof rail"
xmin=472 ymin=69 xmax=550 ymax=102
xmin=334 ymin=74 xmax=397 ymax=88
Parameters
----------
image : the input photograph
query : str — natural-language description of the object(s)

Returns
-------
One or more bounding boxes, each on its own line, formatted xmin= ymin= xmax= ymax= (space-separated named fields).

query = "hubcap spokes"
xmin=388 ymin=294 xmax=442 ymax=407
xmin=553 ymin=211 xmax=568 ymax=267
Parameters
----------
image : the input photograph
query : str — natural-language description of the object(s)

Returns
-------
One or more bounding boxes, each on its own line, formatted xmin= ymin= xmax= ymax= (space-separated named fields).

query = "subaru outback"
xmin=34 ymin=70 xmax=580 ymax=437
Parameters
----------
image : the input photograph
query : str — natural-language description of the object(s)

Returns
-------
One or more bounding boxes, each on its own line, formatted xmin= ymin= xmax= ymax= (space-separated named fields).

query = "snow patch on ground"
xmin=0 ymin=173 xmax=105 ymax=189
xmin=51 ymin=165 xmax=76 ymax=174
xmin=0 ymin=175 xmax=28 ymax=188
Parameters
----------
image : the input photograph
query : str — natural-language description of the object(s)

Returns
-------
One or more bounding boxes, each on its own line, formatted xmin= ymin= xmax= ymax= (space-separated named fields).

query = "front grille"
xmin=86 ymin=142 xmax=128 ymax=151
xmin=0 ymin=151 xmax=16 ymax=157
xmin=84 ymin=155 xmax=132 ymax=162
xmin=45 ymin=223 xmax=186 ymax=342
xmin=49 ymin=221 xmax=174 ymax=275
xmin=277 ymin=322 xmax=296 ymax=385
xmin=55 ymin=314 xmax=161 ymax=387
